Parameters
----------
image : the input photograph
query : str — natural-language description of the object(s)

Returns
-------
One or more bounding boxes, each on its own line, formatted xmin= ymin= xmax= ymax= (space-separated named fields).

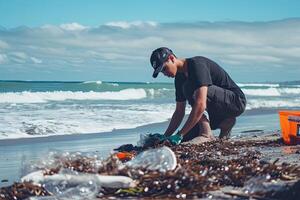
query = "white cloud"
xmin=10 ymin=52 xmax=27 ymax=59
xmin=30 ymin=57 xmax=42 ymax=64
xmin=40 ymin=25 xmax=64 ymax=36
xmin=0 ymin=19 xmax=300 ymax=81
xmin=225 ymin=54 xmax=282 ymax=63
xmin=0 ymin=53 xmax=7 ymax=64
xmin=60 ymin=23 xmax=88 ymax=31
xmin=8 ymin=52 xmax=28 ymax=63
xmin=105 ymin=21 xmax=157 ymax=29
xmin=0 ymin=40 xmax=9 ymax=49
xmin=4 ymin=52 xmax=42 ymax=64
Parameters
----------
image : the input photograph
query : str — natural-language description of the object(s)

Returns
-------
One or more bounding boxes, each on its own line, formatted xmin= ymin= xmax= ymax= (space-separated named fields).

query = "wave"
xmin=242 ymin=88 xmax=300 ymax=96
xmin=82 ymin=80 xmax=102 ymax=85
xmin=246 ymin=99 xmax=300 ymax=110
xmin=280 ymin=88 xmax=300 ymax=94
xmin=108 ymin=83 xmax=119 ymax=86
xmin=0 ymin=89 xmax=147 ymax=103
xmin=0 ymin=103 xmax=177 ymax=140
xmin=238 ymin=83 xmax=279 ymax=88
xmin=242 ymin=88 xmax=280 ymax=96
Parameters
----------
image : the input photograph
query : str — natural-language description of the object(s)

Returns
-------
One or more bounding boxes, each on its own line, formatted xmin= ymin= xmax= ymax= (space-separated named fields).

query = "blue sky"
xmin=1 ymin=0 xmax=300 ymax=27
xmin=0 ymin=0 xmax=300 ymax=82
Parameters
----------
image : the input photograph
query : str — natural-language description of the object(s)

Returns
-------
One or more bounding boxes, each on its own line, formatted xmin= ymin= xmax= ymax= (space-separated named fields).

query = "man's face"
xmin=161 ymin=56 xmax=177 ymax=78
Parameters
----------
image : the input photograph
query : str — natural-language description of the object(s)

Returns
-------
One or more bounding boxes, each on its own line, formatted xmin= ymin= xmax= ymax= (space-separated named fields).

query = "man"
xmin=150 ymin=47 xmax=246 ymax=145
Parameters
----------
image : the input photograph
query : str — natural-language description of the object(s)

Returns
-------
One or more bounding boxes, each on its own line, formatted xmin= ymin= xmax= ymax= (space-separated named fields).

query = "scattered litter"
xmin=1 ymin=134 xmax=300 ymax=200
xmin=125 ymin=146 xmax=177 ymax=173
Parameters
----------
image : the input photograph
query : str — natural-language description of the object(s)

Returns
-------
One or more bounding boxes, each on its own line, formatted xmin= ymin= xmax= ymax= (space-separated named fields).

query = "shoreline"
xmin=0 ymin=109 xmax=281 ymax=145
xmin=0 ymin=112 xmax=280 ymax=187
xmin=0 ymin=119 xmax=168 ymax=146
xmin=1 ymin=133 xmax=299 ymax=199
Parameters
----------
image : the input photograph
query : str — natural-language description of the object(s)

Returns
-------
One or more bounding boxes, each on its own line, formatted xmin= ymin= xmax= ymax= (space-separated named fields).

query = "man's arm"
xmin=164 ymin=101 xmax=186 ymax=137
xmin=179 ymin=86 xmax=207 ymax=136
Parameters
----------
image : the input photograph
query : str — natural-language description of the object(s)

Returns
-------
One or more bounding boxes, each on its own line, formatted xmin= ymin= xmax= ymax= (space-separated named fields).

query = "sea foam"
xmin=238 ymin=83 xmax=280 ymax=87
xmin=0 ymin=89 xmax=147 ymax=103
xmin=242 ymin=88 xmax=300 ymax=96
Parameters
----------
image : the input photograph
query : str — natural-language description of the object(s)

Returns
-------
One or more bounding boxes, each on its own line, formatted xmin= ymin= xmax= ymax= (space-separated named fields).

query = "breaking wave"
xmin=242 ymin=88 xmax=300 ymax=96
xmin=0 ymin=89 xmax=147 ymax=103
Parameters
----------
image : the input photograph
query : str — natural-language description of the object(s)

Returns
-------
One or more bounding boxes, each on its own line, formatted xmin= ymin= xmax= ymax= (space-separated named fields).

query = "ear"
xmin=169 ymin=55 xmax=175 ymax=63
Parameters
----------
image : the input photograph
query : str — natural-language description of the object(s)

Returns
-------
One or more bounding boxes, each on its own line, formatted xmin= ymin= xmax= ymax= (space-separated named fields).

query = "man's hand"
xmin=151 ymin=133 xmax=168 ymax=141
xmin=167 ymin=132 xmax=183 ymax=145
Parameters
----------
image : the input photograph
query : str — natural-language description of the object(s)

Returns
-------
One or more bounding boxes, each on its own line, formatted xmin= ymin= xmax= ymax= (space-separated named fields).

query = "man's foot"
xmin=219 ymin=117 xmax=236 ymax=139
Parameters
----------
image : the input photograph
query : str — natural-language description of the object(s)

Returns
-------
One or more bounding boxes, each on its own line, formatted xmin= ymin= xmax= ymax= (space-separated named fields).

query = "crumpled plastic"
xmin=242 ymin=175 xmax=284 ymax=195
xmin=124 ymin=146 xmax=177 ymax=173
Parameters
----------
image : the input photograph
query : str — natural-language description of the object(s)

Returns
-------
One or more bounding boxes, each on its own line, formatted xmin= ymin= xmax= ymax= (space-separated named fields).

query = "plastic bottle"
xmin=125 ymin=146 xmax=177 ymax=173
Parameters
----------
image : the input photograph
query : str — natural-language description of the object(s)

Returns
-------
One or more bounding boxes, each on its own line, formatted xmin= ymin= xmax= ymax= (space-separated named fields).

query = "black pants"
xmin=183 ymin=84 xmax=246 ymax=135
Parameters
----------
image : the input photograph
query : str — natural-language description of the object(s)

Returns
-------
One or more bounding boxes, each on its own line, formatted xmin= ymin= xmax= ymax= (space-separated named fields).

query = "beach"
xmin=0 ymin=80 xmax=299 ymax=199
xmin=1 ymin=2 xmax=300 ymax=198
xmin=1 ymin=112 xmax=300 ymax=199
xmin=0 ymin=111 xmax=280 ymax=188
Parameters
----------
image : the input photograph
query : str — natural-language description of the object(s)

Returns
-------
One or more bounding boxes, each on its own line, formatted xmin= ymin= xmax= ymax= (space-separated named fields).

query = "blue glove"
xmin=168 ymin=132 xmax=183 ymax=145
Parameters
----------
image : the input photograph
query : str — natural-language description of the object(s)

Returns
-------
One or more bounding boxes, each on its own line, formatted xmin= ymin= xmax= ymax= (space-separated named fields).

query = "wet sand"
xmin=0 ymin=113 xmax=280 ymax=188
xmin=1 ymin=132 xmax=300 ymax=200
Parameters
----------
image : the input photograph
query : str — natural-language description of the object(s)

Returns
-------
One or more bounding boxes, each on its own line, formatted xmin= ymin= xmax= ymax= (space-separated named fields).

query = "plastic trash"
xmin=22 ymin=169 xmax=136 ymax=188
xmin=27 ymin=181 xmax=97 ymax=200
xmin=44 ymin=180 xmax=98 ymax=200
xmin=115 ymin=152 xmax=135 ymax=161
xmin=22 ymin=169 xmax=136 ymax=199
xmin=114 ymin=144 xmax=141 ymax=152
xmin=137 ymin=133 xmax=169 ymax=148
xmin=125 ymin=146 xmax=177 ymax=173
xmin=22 ymin=170 xmax=98 ymax=200
xmin=137 ymin=133 xmax=149 ymax=147
xmin=242 ymin=175 xmax=283 ymax=195
xmin=21 ymin=151 xmax=103 ymax=179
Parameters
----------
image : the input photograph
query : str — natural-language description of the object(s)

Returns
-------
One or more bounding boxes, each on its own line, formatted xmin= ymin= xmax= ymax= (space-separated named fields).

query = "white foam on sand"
xmin=0 ymin=103 xmax=177 ymax=140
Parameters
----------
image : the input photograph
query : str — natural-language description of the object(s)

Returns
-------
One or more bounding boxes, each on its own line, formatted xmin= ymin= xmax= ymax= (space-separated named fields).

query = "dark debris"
xmin=1 ymin=135 xmax=300 ymax=200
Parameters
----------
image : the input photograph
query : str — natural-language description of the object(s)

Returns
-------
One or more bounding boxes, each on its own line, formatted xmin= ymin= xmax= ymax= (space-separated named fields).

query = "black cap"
xmin=150 ymin=47 xmax=173 ymax=78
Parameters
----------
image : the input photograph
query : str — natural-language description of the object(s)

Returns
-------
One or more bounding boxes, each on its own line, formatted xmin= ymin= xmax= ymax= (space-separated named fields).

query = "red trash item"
xmin=115 ymin=152 xmax=134 ymax=161
xmin=278 ymin=110 xmax=300 ymax=145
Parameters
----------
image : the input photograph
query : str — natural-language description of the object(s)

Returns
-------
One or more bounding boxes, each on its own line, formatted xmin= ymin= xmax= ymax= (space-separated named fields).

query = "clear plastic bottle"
xmin=125 ymin=146 xmax=177 ymax=173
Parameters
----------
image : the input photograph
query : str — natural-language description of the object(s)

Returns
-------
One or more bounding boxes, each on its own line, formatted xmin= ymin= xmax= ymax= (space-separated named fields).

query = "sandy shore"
xmin=1 ymin=131 xmax=299 ymax=200
xmin=0 ymin=113 xmax=280 ymax=188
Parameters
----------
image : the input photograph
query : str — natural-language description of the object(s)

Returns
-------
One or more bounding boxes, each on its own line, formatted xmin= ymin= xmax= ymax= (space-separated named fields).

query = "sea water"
xmin=0 ymin=80 xmax=300 ymax=140
xmin=0 ymin=80 xmax=299 ymax=187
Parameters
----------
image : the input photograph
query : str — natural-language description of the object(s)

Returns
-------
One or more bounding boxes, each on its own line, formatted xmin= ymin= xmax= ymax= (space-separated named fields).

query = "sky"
xmin=0 ymin=0 xmax=300 ymax=82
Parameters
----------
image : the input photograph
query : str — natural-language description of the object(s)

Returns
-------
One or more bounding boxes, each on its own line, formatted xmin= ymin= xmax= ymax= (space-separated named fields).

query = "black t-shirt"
xmin=175 ymin=56 xmax=244 ymax=102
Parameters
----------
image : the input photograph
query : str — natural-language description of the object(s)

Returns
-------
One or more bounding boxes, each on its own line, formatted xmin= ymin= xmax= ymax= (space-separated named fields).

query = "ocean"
xmin=0 ymin=80 xmax=300 ymax=140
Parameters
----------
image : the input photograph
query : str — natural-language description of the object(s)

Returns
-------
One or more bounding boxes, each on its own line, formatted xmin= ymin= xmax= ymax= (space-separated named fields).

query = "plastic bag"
xmin=125 ymin=146 xmax=177 ymax=173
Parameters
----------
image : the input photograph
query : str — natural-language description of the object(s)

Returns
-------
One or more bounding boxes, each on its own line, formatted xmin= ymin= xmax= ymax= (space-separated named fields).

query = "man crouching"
xmin=150 ymin=47 xmax=246 ymax=145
